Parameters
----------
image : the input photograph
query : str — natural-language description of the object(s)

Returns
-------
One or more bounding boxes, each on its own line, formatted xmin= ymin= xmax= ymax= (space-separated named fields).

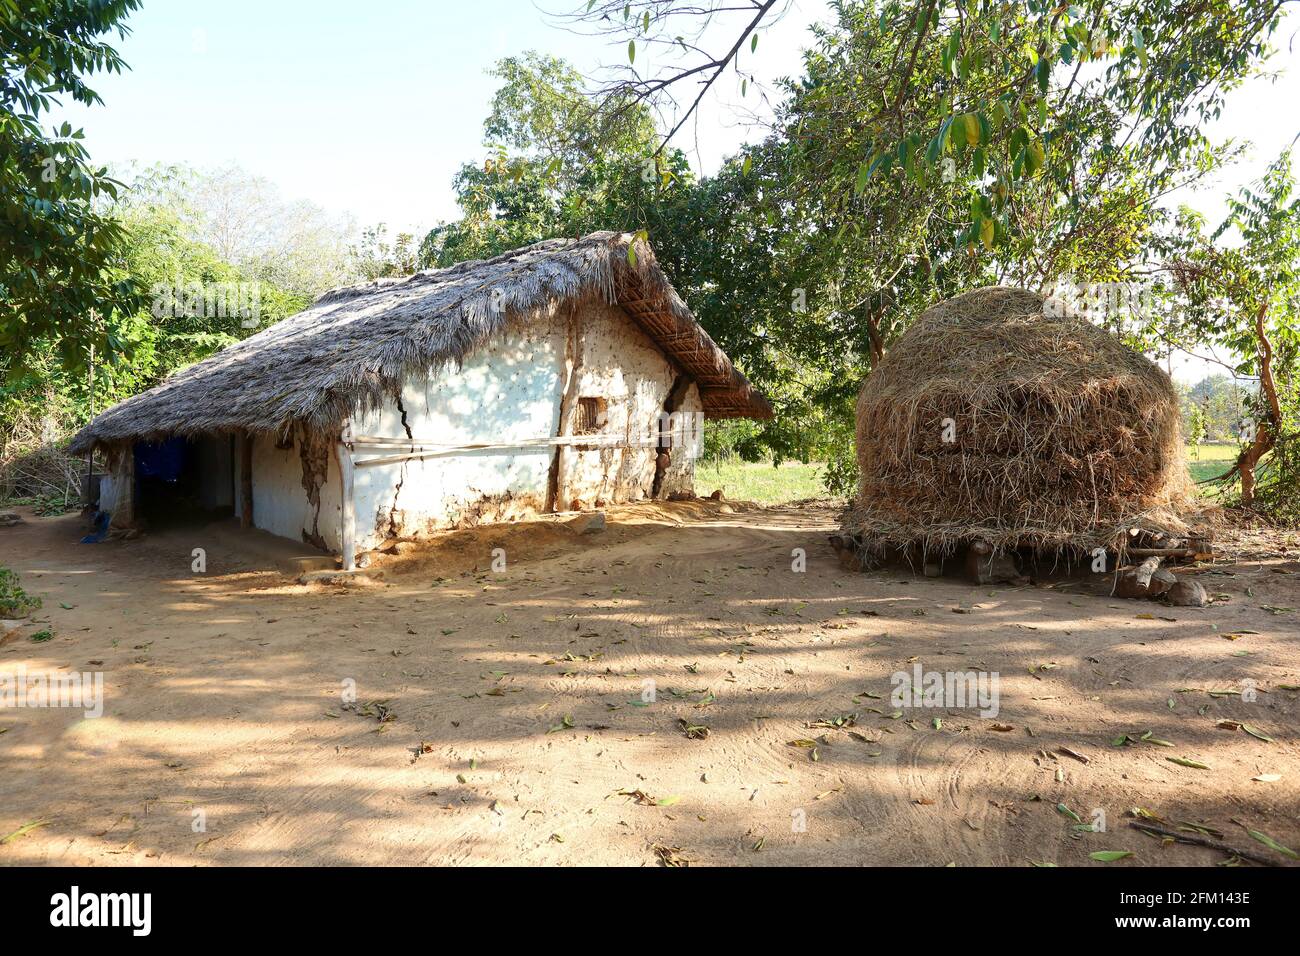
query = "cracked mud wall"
xmin=347 ymin=305 xmax=568 ymax=551
xmin=657 ymin=381 xmax=702 ymax=498
xmin=557 ymin=299 xmax=688 ymax=508
xmin=237 ymin=431 xmax=343 ymax=549
xmin=236 ymin=296 xmax=700 ymax=553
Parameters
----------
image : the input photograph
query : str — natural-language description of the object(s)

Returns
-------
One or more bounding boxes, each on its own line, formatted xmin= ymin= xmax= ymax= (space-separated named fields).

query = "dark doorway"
xmin=133 ymin=436 xmax=234 ymax=527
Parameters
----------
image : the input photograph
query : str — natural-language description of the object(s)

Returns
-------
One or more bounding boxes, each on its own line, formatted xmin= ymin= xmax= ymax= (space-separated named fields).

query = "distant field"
xmin=694 ymin=459 xmax=828 ymax=504
xmin=696 ymin=444 xmax=1241 ymax=506
xmin=1186 ymin=442 xmax=1237 ymax=487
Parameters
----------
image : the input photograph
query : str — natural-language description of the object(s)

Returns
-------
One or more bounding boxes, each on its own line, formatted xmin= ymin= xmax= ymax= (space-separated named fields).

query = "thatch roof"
xmin=844 ymin=286 xmax=1195 ymax=556
xmin=71 ymin=231 xmax=771 ymax=453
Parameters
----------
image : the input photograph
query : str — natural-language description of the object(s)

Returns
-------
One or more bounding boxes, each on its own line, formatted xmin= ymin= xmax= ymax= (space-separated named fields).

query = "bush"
xmin=0 ymin=566 xmax=41 ymax=618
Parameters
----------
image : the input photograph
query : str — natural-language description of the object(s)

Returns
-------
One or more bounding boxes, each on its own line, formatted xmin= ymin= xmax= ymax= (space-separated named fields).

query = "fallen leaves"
xmin=1214 ymin=720 xmax=1274 ymax=743
xmin=1089 ymin=850 xmax=1133 ymax=862
xmin=1166 ymin=756 xmax=1211 ymax=770
xmin=808 ymin=712 xmax=857 ymax=729
xmin=617 ymin=788 xmax=679 ymax=807
xmin=545 ymin=714 xmax=575 ymax=734
xmin=1056 ymin=803 xmax=1082 ymax=823
xmin=677 ymin=718 xmax=709 ymax=740
xmin=1246 ymin=829 xmax=1297 ymax=860
xmin=0 ymin=820 xmax=50 ymax=845
xmin=652 ymin=843 xmax=690 ymax=867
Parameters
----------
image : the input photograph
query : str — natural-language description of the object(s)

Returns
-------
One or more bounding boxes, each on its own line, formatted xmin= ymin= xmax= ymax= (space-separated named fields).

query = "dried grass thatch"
xmin=71 ymin=231 xmax=771 ymax=454
xmin=843 ymin=286 xmax=1196 ymax=558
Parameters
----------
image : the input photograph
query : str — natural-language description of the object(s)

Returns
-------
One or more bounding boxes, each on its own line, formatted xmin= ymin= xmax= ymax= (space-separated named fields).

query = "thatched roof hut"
xmin=71 ymin=232 xmax=771 ymax=569
xmin=71 ymin=231 xmax=770 ymax=455
xmin=843 ymin=286 xmax=1195 ymax=559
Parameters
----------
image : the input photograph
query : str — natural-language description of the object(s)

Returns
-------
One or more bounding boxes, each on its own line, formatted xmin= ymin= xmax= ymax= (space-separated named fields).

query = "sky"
xmin=56 ymin=0 xmax=828 ymax=236
xmin=53 ymin=0 xmax=1300 ymax=382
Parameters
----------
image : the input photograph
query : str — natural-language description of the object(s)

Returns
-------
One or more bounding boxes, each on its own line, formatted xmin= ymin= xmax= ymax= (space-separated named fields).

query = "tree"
xmin=1157 ymin=152 xmax=1300 ymax=512
xmin=419 ymin=53 xmax=684 ymax=269
xmin=1187 ymin=403 xmax=1207 ymax=458
xmin=2 ymin=165 xmax=320 ymax=446
xmin=568 ymin=1 xmax=1291 ymax=256
xmin=350 ymin=224 xmax=422 ymax=281
xmin=115 ymin=163 xmax=356 ymax=298
xmin=0 ymin=0 xmax=143 ymax=377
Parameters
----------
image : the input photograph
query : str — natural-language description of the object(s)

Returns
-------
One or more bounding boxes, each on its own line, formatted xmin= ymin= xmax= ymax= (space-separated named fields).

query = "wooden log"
xmin=1133 ymin=555 xmax=1161 ymax=590
xmin=239 ymin=432 xmax=253 ymax=529
xmin=336 ymin=421 xmax=356 ymax=573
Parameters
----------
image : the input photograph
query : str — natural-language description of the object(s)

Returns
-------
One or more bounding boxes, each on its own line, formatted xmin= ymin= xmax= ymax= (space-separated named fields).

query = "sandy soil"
xmin=1 ymin=500 xmax=1297 ymax=867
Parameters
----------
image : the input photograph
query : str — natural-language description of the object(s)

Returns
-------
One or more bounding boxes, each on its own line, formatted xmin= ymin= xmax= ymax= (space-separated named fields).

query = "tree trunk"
xmin=865 ymin=308 xmax=885 ymax=369
xmin=1236 ymin=301 xmax=1280 ymax=504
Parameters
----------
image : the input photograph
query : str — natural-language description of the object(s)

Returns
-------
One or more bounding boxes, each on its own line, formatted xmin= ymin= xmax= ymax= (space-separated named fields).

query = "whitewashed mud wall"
xmin=657 ymin=382 xmax=702 ymax=498
xmin=236 ymin=297 xmax=701 ymax=553
xmin=236 ymin=434 xmax=343 ymax=548
xmin=557 ymin=301 xmax=690 ymax=508
xmin=348 ymin=309 xmax=568 ymax=551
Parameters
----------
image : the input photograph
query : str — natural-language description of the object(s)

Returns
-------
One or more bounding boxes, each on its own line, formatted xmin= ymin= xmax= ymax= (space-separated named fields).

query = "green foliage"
xmin=0 ymin=566 xmax=40 ymax=618
xmin=0 ymin=0 xmax=143 ymax=377
xmin=1186 ymin=402 xmax=1207 ymax=454
xmin=1180 ymin=375 xmax=1257 ymax=444
xmin=349 ymin=224 xmax=421 ymax=281
xmin=1151 ymin=151 xmax=1300 ymax=518
xmin=1 ymin=165 xmax=315 ymax=444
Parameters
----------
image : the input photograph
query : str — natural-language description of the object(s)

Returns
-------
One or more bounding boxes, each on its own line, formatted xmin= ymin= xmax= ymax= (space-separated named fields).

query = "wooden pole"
xmin=239 ymin=432 xmax=253 ymax=528
xmin=116 ymin=445 xmax=135 ymax=527
xmin=86 ymin=318 xmax=95 ymax=501
xmin=336 ymin=420 xmax=356 ymax=572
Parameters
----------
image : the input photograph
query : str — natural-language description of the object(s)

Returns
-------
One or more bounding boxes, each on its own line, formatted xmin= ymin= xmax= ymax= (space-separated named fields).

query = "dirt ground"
xmin=1 ymin=499 xmax=1297 ymax=867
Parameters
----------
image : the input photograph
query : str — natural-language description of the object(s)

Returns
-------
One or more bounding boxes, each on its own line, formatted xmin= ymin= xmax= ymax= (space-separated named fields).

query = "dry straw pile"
xmin=844 ymin=286 xmax=1195 ymax=558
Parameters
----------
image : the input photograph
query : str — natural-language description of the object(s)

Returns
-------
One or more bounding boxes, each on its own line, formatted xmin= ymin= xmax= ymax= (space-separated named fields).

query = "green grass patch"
xmin=695 ymin=459 xmax=829 ymax=505
xmin=1186 ymin=442 xmax=1238 ymax=488
xmin=0 ymin=566 xmax=41 ymax=618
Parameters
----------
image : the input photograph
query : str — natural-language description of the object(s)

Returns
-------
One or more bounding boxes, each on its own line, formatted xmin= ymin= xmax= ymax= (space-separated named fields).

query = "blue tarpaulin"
xmin=134 ymin=438 xmax=186 ymax=483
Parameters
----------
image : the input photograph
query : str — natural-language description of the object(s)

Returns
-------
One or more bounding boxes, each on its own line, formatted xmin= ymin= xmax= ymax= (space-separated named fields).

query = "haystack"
xmin=842 ymin=286 xmax=1196 ymax=561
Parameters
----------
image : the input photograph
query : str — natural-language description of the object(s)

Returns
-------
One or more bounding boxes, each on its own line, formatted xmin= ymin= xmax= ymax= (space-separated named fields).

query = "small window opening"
xmin=576 ymin=397 xmax=608 ymax=435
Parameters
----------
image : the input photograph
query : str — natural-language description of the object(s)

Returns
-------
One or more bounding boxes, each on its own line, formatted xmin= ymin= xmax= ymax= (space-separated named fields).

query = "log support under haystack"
xmin=828 ymin=527 xmax=1214 ymax=588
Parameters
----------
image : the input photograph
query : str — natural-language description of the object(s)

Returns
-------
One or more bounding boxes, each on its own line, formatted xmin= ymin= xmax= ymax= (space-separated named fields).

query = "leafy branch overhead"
xmin=568 ymin=1 xmax=1287 ymax=253
xmin=0 ymin=0 xmax=146 ymax=377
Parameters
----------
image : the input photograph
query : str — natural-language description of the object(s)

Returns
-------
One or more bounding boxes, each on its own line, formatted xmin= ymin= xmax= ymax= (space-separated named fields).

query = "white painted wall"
xmin=659 ymin=382 xmax=702 ymax=497
xmin=230 ymin=299 xmax=699 ymax=554
xmin=236 ymin=435 xmax=343 ymax=548
xmin=346 ymin=309 xmax=567 ymax=550
xmin=559 ymin=301 xmax=683 ymax=507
